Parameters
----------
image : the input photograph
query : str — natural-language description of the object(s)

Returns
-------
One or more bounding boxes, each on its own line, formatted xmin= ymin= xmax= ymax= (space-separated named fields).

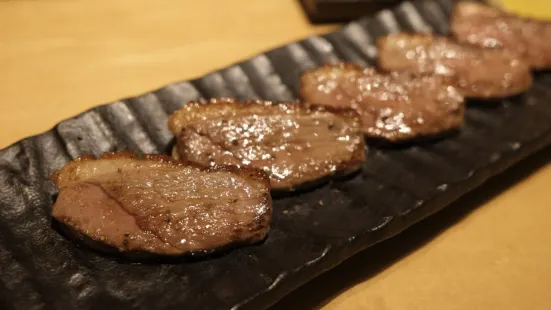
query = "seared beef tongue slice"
xmin=300 ymin=63 xmax=465 ymax=142
xmin=451 ymin=1 xmax=551 ymax=70
xmin=51 ymin=152 xmax=272 ymax=256
xmin=376 ymin=33 xmax=533 ymax=98
xmin=168 ymin=99 xmax=366 ymax=191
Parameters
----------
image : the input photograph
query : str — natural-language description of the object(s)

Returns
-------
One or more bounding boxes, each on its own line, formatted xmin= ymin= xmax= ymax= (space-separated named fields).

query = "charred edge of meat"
xmin=466 ymin=91 xmax=531 ymax=106
xmin=311 ymin=62 xmax=365 ymax=72
xmin=172 ymin=144 xmax=366 ymax=195
xmin=375 ymin=32 xmax=427 ymax=51
xmin=271 ymin=147 xmax=365 ymax=197
xmin=54 ymin=200 xmax=272 ymax=260
xmin=365 ymin=127 xmax=461 ymax=150
xmin=270 ymin=165 xmax=363 ymax=198
xmin=299 ymin=62 xmax=364 ymax=82
xmin=51 ymin=218 xmax=270 ymax=263
xmin=310 ymin=61 xmax=452 ymax=76
xmin=168 ymin=97 xmax=362 ymax=136
xmin=299 ymin=62 xmax=431 ymax=92
xmin=172 ymin=144 xmax=366 ymax=197
xmin=51 ymin=151 xmax=271 ymax=188
xmin=51 ymin=152 xmax=272 ymax=259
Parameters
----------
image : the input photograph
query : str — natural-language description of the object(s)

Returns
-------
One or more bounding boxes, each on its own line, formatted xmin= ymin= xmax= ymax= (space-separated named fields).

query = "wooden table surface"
xmin=1 ymin=0 xmax=549 ymax=309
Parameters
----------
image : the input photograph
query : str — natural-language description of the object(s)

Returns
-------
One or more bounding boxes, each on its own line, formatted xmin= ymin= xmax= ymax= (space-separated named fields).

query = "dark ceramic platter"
xmin=1 ymin=0 xmax=551 ymax=309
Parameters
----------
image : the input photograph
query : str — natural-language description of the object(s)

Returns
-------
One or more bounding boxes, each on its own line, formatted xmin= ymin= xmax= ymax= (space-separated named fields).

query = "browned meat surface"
xmin=51 ymin=152 xmax=272 ymax=256
xmin=168 ymin=99 xmax=365 ymax=191
xmin=300 ymin=63 xmax=465 ymax=142
xmin=451 ymin=1 xmax=551 ymax=70
xmin=377 ymin=33 xmax=533 ymax=98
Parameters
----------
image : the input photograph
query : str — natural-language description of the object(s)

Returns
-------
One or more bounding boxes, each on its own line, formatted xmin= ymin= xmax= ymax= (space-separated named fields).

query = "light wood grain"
xmin=496 ymin=0 xmax=551 ymax=19
xmin=1 ymin=1 xmax=549 ymax=309
xmin=0 ymin=0 xmax=336 ymax=148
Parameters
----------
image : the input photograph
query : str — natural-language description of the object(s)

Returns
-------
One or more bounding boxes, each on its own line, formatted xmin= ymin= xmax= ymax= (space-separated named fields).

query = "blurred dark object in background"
xmin=300 ymin=0 xmax=402 ymax=23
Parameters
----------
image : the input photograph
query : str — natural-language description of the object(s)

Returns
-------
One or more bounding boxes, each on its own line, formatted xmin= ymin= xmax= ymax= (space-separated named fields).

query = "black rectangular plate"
xmin=1 ymin=0 xmax=551 ymax=309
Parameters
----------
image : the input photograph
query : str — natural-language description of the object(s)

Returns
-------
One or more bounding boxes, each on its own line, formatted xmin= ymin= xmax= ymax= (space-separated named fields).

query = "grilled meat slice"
xmin=300 ymin=63 xmax=465 ymax=142
xmin=51 ymin=152 xmax=272 ymax=256
xmin=168 ymin=99 xmax=365 ymax=191
xmin=377 ymin=33 xmax=533 ymax=98
xmin=451 ymin=1 xmax=551 ymax=70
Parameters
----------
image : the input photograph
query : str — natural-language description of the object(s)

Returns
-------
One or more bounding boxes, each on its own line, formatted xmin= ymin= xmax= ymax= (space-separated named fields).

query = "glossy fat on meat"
xmin=376 ymin=33 xmax=533 ymax=99
xmin=451 ymin=1 xmax=551 ymax=70
xmin=168 ymin=99 xmax=366 ymax=191
xmin=300 ymin=63 xmax=465 ymax=142
xmin=51 ymin=152 xmax=272 ymax=256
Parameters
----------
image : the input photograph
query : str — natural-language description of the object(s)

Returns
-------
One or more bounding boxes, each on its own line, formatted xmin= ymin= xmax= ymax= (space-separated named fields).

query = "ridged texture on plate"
xmin=1 ymin=0 xmax=551 ymax=309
